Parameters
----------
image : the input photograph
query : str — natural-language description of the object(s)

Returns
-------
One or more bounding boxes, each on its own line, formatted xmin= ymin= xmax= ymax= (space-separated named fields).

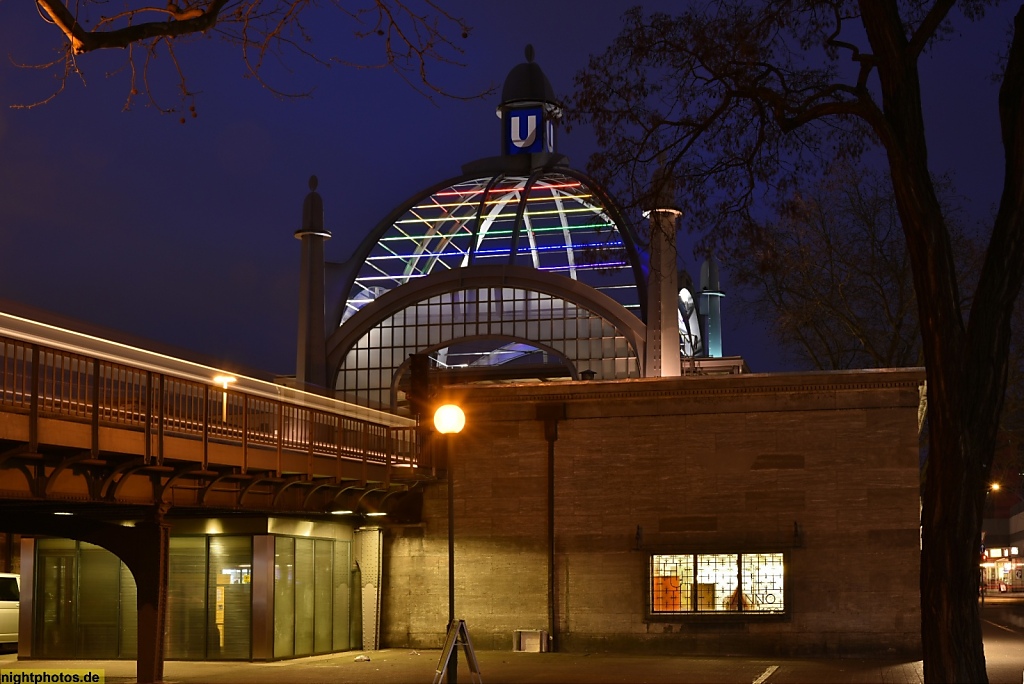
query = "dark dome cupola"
xmin=497 ymin=45 xmax=563 ymax=160
xmin=501 ymin=44 xmax=557 ymax=105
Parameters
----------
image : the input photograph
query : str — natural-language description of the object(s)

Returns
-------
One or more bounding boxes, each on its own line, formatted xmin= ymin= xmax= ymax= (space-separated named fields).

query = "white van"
xmin=0 ymin=573 xmax=19 ymax=646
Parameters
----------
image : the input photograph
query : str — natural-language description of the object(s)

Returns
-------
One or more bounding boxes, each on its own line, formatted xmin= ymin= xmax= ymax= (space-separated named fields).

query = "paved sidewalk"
xmin=7 ymin=603 xmax=1024 ymax=684
xmin=1 ymin=649 xmax=929 ymax=684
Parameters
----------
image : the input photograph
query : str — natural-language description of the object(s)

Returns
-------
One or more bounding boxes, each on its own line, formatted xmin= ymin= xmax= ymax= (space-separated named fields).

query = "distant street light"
xmin=434 ymin=403 xmax=465 ymax=684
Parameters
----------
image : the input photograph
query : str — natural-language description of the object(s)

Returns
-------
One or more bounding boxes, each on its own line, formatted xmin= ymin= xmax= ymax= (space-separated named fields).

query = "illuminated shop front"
xmin=22 ymin=519 xmax=363 ymax=661
xmin=981 ymin=546 xmax=1023 ymax=592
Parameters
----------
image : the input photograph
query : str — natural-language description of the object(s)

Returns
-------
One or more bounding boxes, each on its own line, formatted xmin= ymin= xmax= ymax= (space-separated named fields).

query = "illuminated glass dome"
xmin=323 ymin=46 xmax=652 ymax=409
xmin=340 ymin=168 xmax=645 ymax=326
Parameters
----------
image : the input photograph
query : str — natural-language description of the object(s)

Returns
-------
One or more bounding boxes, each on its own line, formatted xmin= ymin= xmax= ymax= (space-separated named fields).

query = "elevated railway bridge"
xmin=0 ymin=307 xmax=425 ymax=682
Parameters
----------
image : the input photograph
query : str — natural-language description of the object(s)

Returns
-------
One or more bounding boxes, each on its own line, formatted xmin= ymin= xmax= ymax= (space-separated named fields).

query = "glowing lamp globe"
xmin=433 ymin=404 xmax=466 ymax=435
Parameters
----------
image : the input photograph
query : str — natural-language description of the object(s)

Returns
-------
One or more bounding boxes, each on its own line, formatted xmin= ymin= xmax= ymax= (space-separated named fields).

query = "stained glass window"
xmin=650 ymin=553 xmax=785 ymax=614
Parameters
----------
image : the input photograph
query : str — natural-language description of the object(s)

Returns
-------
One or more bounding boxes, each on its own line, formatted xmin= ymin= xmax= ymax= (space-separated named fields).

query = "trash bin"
xmin=513 ymin=629 xmax=549 ymax=652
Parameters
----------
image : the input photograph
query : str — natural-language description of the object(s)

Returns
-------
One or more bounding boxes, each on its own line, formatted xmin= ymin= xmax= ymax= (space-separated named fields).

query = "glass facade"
xmin=33 ymin=532 xmax=352 ymax=661
xmin=207 ymin=537 xmax=252 ymax=659
xmin=336 ymin=285 xmax=642 ymax=409
xmin=650 ymin=553 xmax=785 ymax=614
xmin=273 ymin=536 xmax=351 ymax=658
xmin=162 ymin=536 xmax=253 ymax=660
xmin=34 ymin=539 xmax=136 ymax=659
xmin=167 ymin=537 xmax=207 ymax=658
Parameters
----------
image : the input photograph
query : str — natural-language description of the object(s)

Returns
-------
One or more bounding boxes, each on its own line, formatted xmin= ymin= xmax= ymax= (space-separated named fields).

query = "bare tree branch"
xmin=907 ymin=0 xmax=957 ymax=58
xmin=19 ymin=0 xmax=482 ymax=113
xmin=36 ymin=0 xmax=230 ymax=54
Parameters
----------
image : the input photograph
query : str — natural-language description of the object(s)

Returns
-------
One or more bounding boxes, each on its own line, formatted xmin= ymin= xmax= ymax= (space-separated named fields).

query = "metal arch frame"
xmin=507 ymin=168 xmax=546 ymax=264
xmin=467 ymin=173 xmax=507 ymax=264
xmin=325 ymin=264 xmax=649 ymax=388
xmin=328 ymin=165 xmax=649 ymax=330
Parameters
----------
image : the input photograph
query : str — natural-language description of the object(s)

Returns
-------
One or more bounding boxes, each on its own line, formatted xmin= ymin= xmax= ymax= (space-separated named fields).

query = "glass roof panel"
xmin=342 ymin=173 xmax=641 ymax=325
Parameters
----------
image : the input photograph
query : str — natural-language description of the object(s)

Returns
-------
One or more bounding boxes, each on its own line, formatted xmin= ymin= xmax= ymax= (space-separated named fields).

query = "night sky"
xmin=0 ymin=1 xmax=1017 ymax=379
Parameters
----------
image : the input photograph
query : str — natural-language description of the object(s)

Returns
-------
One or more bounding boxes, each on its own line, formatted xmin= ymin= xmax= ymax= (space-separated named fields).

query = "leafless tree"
xmin=569 ymin=3 xmax=1024 ymax=682
xmin=731 ymin=166 xmax=980 ymax=371
xmin=20 ymin=0 xmax=474 ymax=114
xmin=733 ymin=166 xmax=923 ymax=369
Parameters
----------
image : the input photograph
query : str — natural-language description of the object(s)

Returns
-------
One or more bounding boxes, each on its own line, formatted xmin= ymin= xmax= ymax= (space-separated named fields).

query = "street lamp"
xmin=213 ymin=375 xmax=236 ymax=422
xmin=434 ymin=403 xmax=465 ymax=684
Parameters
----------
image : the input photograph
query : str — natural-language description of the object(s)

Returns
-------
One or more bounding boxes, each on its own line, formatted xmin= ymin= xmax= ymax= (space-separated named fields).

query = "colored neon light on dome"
xmin=381 ymin=225 xmax=605 ymax=240
xmin=423 ymin=188 xmax=593 ymax=204
xmin=362 ymin=239 xmax=625 ymax=261
xmin=410 ymin=194 xmax=597 ymax=213
xmin=468 ymin=245 xmax=624 ymax=258
xmin=393 ymin=206 xmax=606 ymax=225
xmin=356 ymin=273 xmax=433 ymax=283
xmin=536 ymin=261 xmax=628 ymax=271
xmin=490 ymin=223 xmax=614 ymax=236
xmin=364 ymin=249 xmax=471 ymax=261
xmin=427 ymin=180 xmax=585 ymax=200
xmin=373 ymin=225 xmax=619 ymax=250
xmin=518 ymin=240 xmax=625 ymax=251
xmin=380 ymin=219 xmax=616 ymax=236
xmin=524 ymin=207 xmax=607 ymax=217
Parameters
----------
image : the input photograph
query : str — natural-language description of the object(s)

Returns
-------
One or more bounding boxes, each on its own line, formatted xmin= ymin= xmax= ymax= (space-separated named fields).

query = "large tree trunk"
xmin=877 ymin=2 xmax=1024 ymax=678
xmin=920 ymin=374 xmax=992 ymax=682
xmin=858 ymin=4 xmax=1024 ymax=681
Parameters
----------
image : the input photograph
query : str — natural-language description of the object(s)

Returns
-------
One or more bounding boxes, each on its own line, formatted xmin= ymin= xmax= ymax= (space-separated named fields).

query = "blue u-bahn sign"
xmin=506 ymin=107 xmax=554 ymax=155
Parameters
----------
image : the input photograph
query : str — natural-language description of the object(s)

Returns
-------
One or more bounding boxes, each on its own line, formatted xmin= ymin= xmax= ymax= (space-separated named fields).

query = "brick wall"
xmin=381 ymin=368 xmax=924 ymax=656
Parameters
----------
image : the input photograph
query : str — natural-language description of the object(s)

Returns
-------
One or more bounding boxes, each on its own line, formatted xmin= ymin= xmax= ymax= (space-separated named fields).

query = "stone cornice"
xmin=435 ymin=368 xmax=927 ymax=416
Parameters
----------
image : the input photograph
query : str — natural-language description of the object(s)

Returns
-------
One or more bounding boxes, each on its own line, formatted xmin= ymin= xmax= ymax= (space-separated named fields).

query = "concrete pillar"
xmin=132 ymin=508 xmax=170 ymax=684
xmin=250 ymin=535 xmax=275 ymax=660
xmin=645 ymin=207 xmax=682 ymax=377
xmin=355 ymin=527 xmax=383 ymax=650
xmin=17 ymin=538 xmax=34 ymax=659
xmin=295 ymin=175 xmax=331 ymax=391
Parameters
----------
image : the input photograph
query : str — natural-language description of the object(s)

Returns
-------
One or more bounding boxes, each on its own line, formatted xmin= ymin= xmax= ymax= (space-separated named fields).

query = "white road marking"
xmin=983 ymin=618 xmax=1019 ymax=633
xmin=752 ymin=664 xmax=779 ymax=684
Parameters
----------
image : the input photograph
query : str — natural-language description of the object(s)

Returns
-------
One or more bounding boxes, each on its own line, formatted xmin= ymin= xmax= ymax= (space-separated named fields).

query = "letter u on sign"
xmin=506 ymin=107 xmax=544 ymax=154
xmin=511 ymin=114 xmax=537 ymax=148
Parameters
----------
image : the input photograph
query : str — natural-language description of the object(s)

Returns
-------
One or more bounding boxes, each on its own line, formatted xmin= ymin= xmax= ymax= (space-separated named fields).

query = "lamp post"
xmin=213 ymin=375 xmax=236 ymax=422
xmin=434 ymin=403 xmax=465 ymax=684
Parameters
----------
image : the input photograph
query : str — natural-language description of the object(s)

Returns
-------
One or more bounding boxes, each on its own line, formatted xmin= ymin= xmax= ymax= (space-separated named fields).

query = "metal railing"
xmin=0 ymin=335 xmax=419 ymax=472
